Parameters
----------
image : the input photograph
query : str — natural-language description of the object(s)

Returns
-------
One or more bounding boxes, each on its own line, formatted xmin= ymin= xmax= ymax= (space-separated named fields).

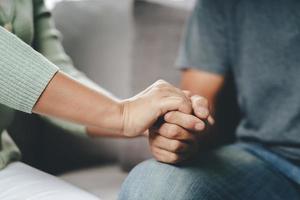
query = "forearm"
xmin=64 ymin=70 xmax=121 ymax=136
xmin=33 ymin=71 xmax=124 ymax=136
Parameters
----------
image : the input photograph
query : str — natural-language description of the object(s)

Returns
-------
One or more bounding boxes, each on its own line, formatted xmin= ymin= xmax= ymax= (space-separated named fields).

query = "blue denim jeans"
xmin=118 ymin=143 xmax=300 ymax=200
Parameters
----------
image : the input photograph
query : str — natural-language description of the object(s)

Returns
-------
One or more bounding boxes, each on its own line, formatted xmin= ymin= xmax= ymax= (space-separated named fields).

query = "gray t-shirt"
xmin=177 ymin=0 xmax=300 ymax=161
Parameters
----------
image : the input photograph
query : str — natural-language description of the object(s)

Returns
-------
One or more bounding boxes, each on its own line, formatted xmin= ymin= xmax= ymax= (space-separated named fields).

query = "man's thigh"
xmin=0 ymin=162 xmax=100 ymax=200
xmin=119 ymin=144 xmax=300 ymax=200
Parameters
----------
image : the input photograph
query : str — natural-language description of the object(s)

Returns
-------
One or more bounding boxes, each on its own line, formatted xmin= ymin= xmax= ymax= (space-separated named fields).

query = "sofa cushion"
xmin=60 ymin=165 xmax=128 ymax=200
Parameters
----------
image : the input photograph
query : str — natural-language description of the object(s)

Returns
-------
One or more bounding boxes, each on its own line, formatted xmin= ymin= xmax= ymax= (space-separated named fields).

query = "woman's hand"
xmin=34 ymin=72 xmax=192 ymax=138
xmin=120 ymin=80 xmax=193 ymax=137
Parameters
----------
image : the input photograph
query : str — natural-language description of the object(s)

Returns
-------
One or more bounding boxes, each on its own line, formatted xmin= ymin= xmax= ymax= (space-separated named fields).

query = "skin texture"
xmin=33 ymin=71 xmax=194 ymax=138
xmin=149 ymin=68 xmax=225 ymax=164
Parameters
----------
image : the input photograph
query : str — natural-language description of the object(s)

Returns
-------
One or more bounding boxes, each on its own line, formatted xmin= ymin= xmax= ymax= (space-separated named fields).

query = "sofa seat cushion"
xmin=60 ymin=165 xmax=128 ymax=200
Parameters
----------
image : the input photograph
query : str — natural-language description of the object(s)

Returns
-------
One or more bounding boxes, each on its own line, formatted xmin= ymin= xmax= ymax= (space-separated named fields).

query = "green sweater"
xmin=0 ymin=0 xmax=91 ymax=169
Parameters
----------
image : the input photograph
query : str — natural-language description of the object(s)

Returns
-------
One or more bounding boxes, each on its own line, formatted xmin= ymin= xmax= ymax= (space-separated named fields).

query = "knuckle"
xmin=183 ymin=90 xmax=192 ymax=97
xmin=159 ymin=123 xmax=169 ymax=135
xmin=196 ymin=122 xmax=206 ymax=131
xmin=191 ymin=119 xmax=204 ymax=130
xmin=167 ymin=124 xmax=179 ymax=136
xmin=154 ymin=85 xmax=165 ymax=92
xmin=171 ymin=140 xmax=181 ymax=151
xmin=156 ymin=79 xmax=166 ymax=84
xmin=155 ymin=80 xmax=170 ymax=88
xmin=156 ymin=84 xmax=165 ymax=89
xmin=171 ymin=127 xmax=181 ymax=138
xmin=178 ymin=99 xmax=189 ymax=109
xmin=160 ymin=124 xmax=179 ymax=138
xmin=181 ymin=103 xmax=193 ymax=114
xmin=164 ymin=112 xmax=174 ymax=122
xmin=154 ymin=83 xmax=165 ymax=90
xmin=185 ymin=118 xmax=197 ymax=128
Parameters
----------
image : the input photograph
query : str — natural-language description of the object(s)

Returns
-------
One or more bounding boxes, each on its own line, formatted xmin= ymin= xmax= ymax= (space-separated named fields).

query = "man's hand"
xmin=149 ymin=95 xmax=214 ymax=164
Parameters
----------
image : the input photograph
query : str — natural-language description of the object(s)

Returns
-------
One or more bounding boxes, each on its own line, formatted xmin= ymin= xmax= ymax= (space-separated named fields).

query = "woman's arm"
xmin=33 ymin=72 xmax=123 ymax=136
xmin=33 ymin=72 xmax=193 ymax=137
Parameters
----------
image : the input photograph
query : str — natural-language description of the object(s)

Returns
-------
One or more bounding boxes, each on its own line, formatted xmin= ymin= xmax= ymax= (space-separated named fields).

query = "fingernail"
xmin=197 ymin=107 xmax=209 ymax=117
xmin=208 ymin=116 xmax=215 ymax=125
xmin=195 ymin=122 xmax=205 ymax=130
xmin=164 ymin=112 xmax=171 ymax=120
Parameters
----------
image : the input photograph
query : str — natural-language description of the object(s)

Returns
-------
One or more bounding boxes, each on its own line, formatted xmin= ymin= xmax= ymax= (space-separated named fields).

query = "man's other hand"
xmin=149 ymin=95 xmax=214 ymax=164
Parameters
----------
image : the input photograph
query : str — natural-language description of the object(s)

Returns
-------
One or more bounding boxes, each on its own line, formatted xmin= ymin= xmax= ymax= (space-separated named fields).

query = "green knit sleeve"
xmin=0 ymin=26 xmax=58 ymax=113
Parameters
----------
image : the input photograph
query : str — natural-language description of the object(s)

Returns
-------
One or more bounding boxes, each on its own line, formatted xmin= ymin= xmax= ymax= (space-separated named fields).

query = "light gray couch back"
xmin=52 ymin=0 xmax=190 ymax=170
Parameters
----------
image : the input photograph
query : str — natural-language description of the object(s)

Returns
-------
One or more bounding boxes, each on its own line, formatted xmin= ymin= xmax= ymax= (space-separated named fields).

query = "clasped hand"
xmin=120 ymin=80 xmax=213 ymax=164
xmin=149 ymin=93 xmax=214 ymax=164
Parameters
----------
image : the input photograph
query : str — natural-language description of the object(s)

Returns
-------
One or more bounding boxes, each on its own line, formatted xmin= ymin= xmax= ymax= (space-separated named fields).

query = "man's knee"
xmin=118 ymin=159 xmax=217 ymax=200
xmin=119 ymin=159 xmax=170 ymax=200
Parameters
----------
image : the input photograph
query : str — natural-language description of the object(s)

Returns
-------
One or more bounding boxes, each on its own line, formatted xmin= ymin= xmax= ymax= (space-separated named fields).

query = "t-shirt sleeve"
xmin=176 ymin=0 xmax=230 ymax=75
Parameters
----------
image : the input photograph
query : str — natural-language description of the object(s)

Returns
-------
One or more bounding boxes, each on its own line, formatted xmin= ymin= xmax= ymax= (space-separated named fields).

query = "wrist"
xmin=90 ymin=98 xmax=127 ymax=137
xmin=101 ymin=99 xmax=127 ymax=137
xmin=117 ymin=100 xmax=126 ymax=136
xmin=118 ymin=99 xmax=131 ymax=137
